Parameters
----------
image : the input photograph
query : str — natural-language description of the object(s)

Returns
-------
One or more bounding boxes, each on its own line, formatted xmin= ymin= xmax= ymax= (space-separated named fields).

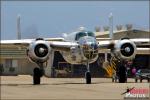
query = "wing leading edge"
xmin=97 ymin=38 xmax=150 ymax=49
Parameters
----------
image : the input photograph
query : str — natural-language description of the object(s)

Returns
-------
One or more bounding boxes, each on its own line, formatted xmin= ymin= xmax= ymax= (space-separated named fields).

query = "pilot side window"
xmin=87 ymin=32 xmax=95 ymax=37
xmin=75 ymin=32 xmax=87 ymax=40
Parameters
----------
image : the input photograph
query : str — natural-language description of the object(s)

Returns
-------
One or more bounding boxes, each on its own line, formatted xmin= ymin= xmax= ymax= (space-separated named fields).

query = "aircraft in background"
xmin=1 ymin=13 xmax=150 ymax=84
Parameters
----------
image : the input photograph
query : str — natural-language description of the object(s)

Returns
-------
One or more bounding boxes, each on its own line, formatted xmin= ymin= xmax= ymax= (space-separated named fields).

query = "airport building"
xmin=0 ymin=29 xmax=150 ymax=77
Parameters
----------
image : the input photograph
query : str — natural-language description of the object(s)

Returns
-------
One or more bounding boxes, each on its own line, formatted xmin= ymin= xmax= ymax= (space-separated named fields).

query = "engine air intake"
xmin=120 ymin=43 xmax=134 ymax=57
xmin=34 ymin=44 xmax=49 ymax=57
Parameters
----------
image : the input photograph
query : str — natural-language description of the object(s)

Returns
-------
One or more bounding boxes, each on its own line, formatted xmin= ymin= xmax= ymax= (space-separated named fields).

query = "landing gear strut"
xmin=117 ymin=61 xmax=127 ymax=83
xmin=33 ymin=63 xmax=44 ymax=85
xmin=85 ymin=62 xmax=91 ymax=84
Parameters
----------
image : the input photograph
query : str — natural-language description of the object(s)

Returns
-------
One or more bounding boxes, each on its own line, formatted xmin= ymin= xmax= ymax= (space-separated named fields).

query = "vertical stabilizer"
xmin=109 ymin=13 xmax=113 ymax=40
xmin=17 ymin=14 xmax=21 ymax=39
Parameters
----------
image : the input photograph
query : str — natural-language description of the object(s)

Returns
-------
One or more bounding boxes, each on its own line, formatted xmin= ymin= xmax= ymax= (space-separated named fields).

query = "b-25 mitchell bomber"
xmin=1 ymin=14 xmax=149 ymax=84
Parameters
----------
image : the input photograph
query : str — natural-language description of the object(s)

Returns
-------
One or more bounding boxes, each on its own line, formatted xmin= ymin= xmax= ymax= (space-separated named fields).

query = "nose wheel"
xmin=85 ymin=71 xmax=91 ymax=84
xmin=85 ymin=61 xmax=91 ymax=84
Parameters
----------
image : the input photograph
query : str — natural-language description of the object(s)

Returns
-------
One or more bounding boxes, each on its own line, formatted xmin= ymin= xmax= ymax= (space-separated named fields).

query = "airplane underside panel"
xmin=61 ymin=51 xmax=98 ymax=65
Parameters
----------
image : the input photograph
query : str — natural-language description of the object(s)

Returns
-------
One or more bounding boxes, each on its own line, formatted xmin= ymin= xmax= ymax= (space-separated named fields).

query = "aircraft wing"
xmin=0 ymin=39 xmax=34 ymax=58
xmin=97 ymin=40 xmax=116 ymax=49
xmin=0 ymin=39 xmax=79 ymax=60
xmin=45 ymin=38 xmax=64 ymax=41
xmin=130 ymin=38 xmax=150 ymax=47
xmin=136 ymin=48 xmax=150 ymax=55
xmin=50 ymin=41 xmax=79 ymax=51
xmin=0 ymin=37 xmax=64 ymax=46
xmin=0 ymin=39 xmax=33 ymax=47
xmin=97 ymin=38 xmax=150 ymax=49
xmin=0 ymin=37 xmax=78 ymax=51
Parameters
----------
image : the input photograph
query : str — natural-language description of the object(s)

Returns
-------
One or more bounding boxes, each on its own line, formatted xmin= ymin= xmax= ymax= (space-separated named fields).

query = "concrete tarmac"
xmin=0 ymin=75 xmax=150 ymax=100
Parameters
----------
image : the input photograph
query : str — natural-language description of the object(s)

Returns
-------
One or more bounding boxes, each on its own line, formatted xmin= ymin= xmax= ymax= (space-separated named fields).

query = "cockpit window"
xmin=87 ymin=32 xmax=95 ymax=37
xmin=75 ymin=32 xmax=87 ymax=40
xmin=75 ymin=31 xmax=95 ymax=40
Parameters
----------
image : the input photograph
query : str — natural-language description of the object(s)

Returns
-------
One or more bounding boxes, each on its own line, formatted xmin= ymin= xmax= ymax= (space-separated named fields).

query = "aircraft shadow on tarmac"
xmin=0 ymin=83 xmax=49 ymax=86
xmin=0 ymin=81 xmax=144 ymax=86
xmin=51 ymin=82 xmax=102 ymax=85
xmin=0 ymin=82 xmax=104 ymax=86
xmin=52 ymin=82 xmax=150 ymax=85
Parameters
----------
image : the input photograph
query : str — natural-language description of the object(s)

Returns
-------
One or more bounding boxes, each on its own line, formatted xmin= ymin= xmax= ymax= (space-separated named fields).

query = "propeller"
xmin=120 ymin=43 xmax=134 ymax=57
xmin=34 ymin=43 xmax=49 ymax=57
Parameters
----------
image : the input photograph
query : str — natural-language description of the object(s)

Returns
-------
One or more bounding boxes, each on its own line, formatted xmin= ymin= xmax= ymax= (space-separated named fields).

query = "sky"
xmin=1 ymin=1 xmax=149 ymax=40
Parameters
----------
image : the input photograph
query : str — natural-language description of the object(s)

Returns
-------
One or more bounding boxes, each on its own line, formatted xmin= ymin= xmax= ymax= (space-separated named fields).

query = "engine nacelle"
xmin=27 ymin=39 xmax=51 ymax=63
xmin=112 ymin=39 xmax=136 ymax=60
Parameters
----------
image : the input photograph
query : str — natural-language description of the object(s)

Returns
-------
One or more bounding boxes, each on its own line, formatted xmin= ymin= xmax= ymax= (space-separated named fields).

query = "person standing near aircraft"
xmin=132 ymin=67 xmax=137 ymax=77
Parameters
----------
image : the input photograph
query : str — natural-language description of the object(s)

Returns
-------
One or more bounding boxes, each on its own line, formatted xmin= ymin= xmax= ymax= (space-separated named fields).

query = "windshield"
xmin=75 ymin=32 xmax=87 ymax=40
xmin=75 ymin=31 xmax=95 ymax=40
xmin=87 ymin=32 xmax=95 ymax=37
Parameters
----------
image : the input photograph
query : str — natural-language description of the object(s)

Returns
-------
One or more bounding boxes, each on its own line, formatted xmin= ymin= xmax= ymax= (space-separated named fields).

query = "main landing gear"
xmin=33 ymin=63 xmax=44 ymax=85
xmin=117 ymin=61 xmax=127 ymax=83
xmin=85 ymin=62 xmax=91 ymax=84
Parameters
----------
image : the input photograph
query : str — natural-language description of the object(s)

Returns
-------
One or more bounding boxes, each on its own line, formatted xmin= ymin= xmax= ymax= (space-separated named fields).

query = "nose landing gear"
xmin=85 ymin=71 xmax=91 ymax=84
xmin=85 ymin=61 xmax=91 ymax=84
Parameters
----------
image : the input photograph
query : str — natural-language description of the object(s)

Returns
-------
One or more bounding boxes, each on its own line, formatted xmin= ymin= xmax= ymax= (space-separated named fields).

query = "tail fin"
xmin=109 ymin=13 xmax=113 ymax=40
xmin=17 ymin=14 xmax=21 ymax=39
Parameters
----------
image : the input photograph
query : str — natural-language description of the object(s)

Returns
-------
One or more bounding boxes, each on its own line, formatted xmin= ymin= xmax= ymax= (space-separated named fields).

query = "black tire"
xmin=147 ymin=79 xmax=150 ymax=83
xmin=85 ymin=72 xmax=91 ymax=84
xmin=135 ymin=79 xmax=138 ymax=83
xmin=33 ymin=68 xmax=41 ymax=85
xmin=140 ymin=79 xmax=142 ymax=83
xmin=118 ymin=66 xmax=127 ymax=83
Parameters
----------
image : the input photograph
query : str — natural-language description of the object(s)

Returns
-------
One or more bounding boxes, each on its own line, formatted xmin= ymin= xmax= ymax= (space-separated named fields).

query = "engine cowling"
xmin=112 ymin=39 xmax=136 ymax=60
xmin=27 ymin=39 xmax=51 ymax=63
